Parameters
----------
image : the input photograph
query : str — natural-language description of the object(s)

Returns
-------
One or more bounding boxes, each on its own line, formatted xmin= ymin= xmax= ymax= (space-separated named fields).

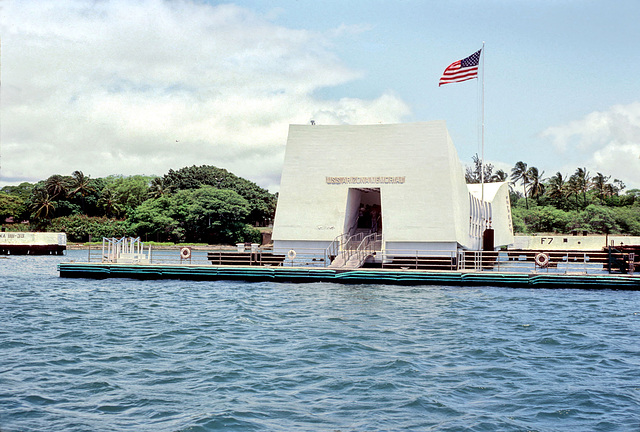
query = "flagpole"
xmin=438 ymin=46 xmax=486 ymax=249
xmin=481 ymin=41 xmax=485 ymax=236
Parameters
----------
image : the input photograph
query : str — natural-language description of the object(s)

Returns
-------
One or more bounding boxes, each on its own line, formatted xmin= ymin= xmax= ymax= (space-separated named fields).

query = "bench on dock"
xmin=207 ymin=251 xmax=286 ymax=266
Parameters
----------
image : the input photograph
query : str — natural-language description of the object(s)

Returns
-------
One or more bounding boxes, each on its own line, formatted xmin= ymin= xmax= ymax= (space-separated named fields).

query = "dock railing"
xmin=474 ymin=249 xmax=634 ymax=275
xmin=83 ymin=242 xmax=636 ymax=275
xmin=381 ymin=249 xmax=459 ymax=271
xmin=102 ymin=237 xmax=150 ymax=264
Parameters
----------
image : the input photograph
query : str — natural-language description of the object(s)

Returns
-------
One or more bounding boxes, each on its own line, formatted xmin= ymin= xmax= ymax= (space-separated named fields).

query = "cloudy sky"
xmin=2 ymin=0 xmax=639 ymax=192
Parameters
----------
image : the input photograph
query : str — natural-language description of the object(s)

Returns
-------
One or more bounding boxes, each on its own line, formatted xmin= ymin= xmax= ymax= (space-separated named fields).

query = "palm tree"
xmin=527 ymin=167 xmax=545 ymax=201
xmin=547 ymin=172 xmax=567 ymax=207
xmin=98 ymin=188 xmax=122 ymax=218
xmin=572 ymin=167 xmax=591 ymax=208
xmin=611 ymin=179 xmax=626 ymax=195
xmin=491 ymin=169 xmax=508 ymax=182
xmin=510 ymin=161 xmax=530 ymax=209
xmin=148 ymin=177 xmax=174 ymax=199
xmin=45 ymin=174 xmax=70 ymax=199
xmin=68 ymin=170 xmax=95 ymax=212
xmin=30 ymin=189 xmax=56 ymax=221
xmin=591 ymin=172 xmax=611 ymax=202
xmin=69 ymin=170 xmax=95 ymax=197
xmin=567 ymin=174 xmax=581 ymax=210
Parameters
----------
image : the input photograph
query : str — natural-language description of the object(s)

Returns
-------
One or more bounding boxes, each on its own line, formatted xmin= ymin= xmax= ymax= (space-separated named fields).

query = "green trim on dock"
xmin=57 ymin=262 xmax=640 ymax=290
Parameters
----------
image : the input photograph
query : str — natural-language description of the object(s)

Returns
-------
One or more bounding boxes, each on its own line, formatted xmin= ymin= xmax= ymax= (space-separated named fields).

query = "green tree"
xmin=97 ymin=188 xmax=123 ymax=218
xmin=148 ymin=176 xmax=174 ymax=199
xmin=566 ymin=174 xmax=582 ymax=210
xmin=1 ymin=182 xmax=34 ymax=200
xmin=527 ymin=167 xmax=545 ymax=202
xmin=614 ymin=207 xmax=640 ymax=235
xmin=180 ymin=187 xmax=251 ymax=244
xmin=69 ymin=170 xmax=95 ymax=198
xmin=603 ymin=179 xmax=626 ymax=205
xmin=102 ymin=175 xmax=153 ymax=216
xmin=0 ymin=193 xmax=27 ymax=222
xmin=510 ymin=161 xmax=530 ymax=209
xmin=30 ymin=188 xmax=57 ymax=223
xmin=49 ymin=215 xmax=131 ymax=242
xmin=570 ymin=167 xmax=591 ymax=209
xmin=163 ymin=165 xmax=276 ymax=225
xmin=464 ymin=154 xmax=508 ymax=184
xmin=34 ymin=175 xmax=82 ymax=218
xmin=128 ymin=186 xmax=256 ymax=244
xmin=510 ymin=207 xmax=528 ymax=233
xmin=67 ymin=170 xmax=96 ymax=213
xmin=128 ymin=196 xmax=180 ymax=242
xmin=492 ymin=169 xmax=508 ymax=182
xmin=45 ymin=174 xmax=71 ymax=199
xmin=591 ymin=172 xmax=610 ymax=203
xmin=580 ymin=205 xmax=621 ymax=234
xmin=465 ymin=154 xmax=490 ymax=183
xmin=621 ymin=189 xmax=640 ymax=206
xmin=516 ymin=206 xmax=572 ymax=233
xmin=546 ymin=172 xmax=567 ymax=208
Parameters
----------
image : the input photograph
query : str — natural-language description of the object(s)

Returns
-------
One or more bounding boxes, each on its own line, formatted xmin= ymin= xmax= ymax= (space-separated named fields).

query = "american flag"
xmin=439 ymin=49 xmax=482 ymax=86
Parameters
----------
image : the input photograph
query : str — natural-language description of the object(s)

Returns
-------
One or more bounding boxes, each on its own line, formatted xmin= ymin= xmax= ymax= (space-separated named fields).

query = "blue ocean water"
xmin=1 ymin=251 xmax=639 ymax=432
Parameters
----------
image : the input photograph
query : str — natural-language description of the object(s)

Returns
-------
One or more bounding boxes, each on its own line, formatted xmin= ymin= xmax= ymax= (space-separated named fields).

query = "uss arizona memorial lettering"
xmin=325 ymin=176 xmax=406 ymax=185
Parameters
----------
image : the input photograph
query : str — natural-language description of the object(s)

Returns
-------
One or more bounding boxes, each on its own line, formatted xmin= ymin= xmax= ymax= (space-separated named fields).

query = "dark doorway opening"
xmin=344 ymin=188 xmax=382 ymax=236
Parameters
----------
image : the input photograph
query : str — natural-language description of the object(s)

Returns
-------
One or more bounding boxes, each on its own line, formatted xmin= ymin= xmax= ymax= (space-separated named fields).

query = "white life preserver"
xmin=287 ymin=249 xmax=296 ymax=260
xmin=180 ymin=247 xmax=191 ymax=260
xmin=535 ymin=252 xmax=549 ymax=268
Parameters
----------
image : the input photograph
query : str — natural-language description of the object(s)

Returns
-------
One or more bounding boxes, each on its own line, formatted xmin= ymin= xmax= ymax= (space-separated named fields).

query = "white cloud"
xmin=0 ymin=0 xmax=410 ymax=191
xmin=541 ymin=102 xmax=640 ymax=189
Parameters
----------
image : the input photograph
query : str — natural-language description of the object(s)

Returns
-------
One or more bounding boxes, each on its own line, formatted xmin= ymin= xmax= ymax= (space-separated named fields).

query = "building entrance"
xmin=344 ymin=188 xmax=382 ymax=236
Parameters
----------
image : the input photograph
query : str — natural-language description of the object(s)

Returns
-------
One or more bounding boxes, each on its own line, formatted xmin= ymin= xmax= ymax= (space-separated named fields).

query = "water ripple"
xmin=1 ymin=251 xmax=639 ymax=431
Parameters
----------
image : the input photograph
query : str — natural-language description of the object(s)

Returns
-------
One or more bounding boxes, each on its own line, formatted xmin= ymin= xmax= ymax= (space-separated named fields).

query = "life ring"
xmin=180 ymin=247 xmax=191 ymax=260
xmin=535 ymin=252 xmax=550 ymax=268
xmin=287 ymin=249 xmax=296 ymax=260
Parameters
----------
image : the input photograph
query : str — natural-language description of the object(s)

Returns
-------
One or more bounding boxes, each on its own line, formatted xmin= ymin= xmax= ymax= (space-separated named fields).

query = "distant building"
xmin=0 ymin=232 xmax=67 ymax=255
xmin=272 ymin=121 xmax=513 ymax=264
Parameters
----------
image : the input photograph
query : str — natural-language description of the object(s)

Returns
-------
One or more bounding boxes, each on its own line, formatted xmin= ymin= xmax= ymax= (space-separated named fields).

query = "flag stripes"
xmin=439 ymin=49 xmax=482 ymax=86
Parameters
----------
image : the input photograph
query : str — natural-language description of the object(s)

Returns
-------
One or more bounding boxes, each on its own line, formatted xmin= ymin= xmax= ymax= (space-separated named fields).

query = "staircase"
xmin=327 ymin=232 xmax=381 ymax=269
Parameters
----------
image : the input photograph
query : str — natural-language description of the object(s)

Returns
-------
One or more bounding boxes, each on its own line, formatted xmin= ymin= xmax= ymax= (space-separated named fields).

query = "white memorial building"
xmin=272 ymin=121 xmax=513 ymax=266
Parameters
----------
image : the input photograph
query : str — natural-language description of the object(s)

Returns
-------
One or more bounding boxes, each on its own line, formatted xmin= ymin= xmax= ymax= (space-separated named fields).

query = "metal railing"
xmin=350 ymin=232 xmax=382 ymax=268
xmin=78 ymin=241 xmax=637 ymax=275
xmin=381 ymin=249 xmax=459 ymax=271
xmin=493 ymin=249 xmax=632 ymax=275
xmin=326 ymin=233 xmax=350 ymax=263
xmin=328 ymin=232 xmax=367 ymax=268
xmin=101 ymin=237 xmax=150 ymax=264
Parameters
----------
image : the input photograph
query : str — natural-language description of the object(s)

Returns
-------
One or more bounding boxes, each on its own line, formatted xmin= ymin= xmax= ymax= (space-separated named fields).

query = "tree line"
xmin=0 ymin=165 xmax=277 ymax=244
xmin=2 ymin=160 xmax=638 ymax=241
xmin=467 ymin=155 xmax=640 ymax=235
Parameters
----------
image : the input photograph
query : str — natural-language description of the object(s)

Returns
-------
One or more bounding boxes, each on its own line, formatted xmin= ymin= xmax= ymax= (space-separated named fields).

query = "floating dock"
xmin=57 ymin=262 xmax=640 ymax=290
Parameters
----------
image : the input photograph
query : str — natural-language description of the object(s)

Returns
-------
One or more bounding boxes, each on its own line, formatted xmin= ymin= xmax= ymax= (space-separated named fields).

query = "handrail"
xmin=328 ymin=232 xmax=381 ymax=269
xmin=328 ymin=232 xmax=365 ymax=268
xmin=345 ymin=232 xmax=365 ymax=250
xmin=326 ymin=233 xmax=349 ymax=263
xmin=352 ymin=232 xmax=381 ymax=268
xmin=101 ymin=236 xmax=149 ymax=263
